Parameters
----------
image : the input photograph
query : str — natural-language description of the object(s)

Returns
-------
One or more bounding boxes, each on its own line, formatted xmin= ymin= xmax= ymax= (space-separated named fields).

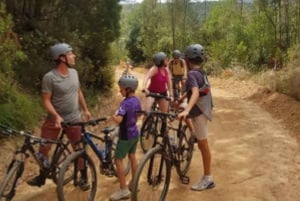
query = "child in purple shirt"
xmin=110 ymin=74 xmax=141 ymax=201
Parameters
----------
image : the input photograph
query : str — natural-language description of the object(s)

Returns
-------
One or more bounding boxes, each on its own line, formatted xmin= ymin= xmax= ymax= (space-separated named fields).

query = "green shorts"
xmin=115 ymin=136 xmax=138 ymax=159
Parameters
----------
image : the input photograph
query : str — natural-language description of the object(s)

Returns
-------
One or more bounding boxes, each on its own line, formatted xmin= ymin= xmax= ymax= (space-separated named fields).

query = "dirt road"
xmin=1 ymin=67 xmax=299 ymax=201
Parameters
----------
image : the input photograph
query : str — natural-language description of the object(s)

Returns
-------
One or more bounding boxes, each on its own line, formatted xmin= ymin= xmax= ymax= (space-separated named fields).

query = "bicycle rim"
xmin=0 ymin=161 xmax=24 ymax=201
xmin=52 ymin=145 xmax=73 ymax=184
xmin=140 ymin=116 xmax=160 ymax=153
xmin=177 ymin=126 xmax=194 ymax=175
xmin=57 ymin=151 xmax=97 ymax=201
xmin=131 ymin=146 xmax=171 ymax=201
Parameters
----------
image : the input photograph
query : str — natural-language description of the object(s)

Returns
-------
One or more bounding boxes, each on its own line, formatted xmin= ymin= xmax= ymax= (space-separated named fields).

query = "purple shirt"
xmin=117 ymin=96 xmax=141 ymax=140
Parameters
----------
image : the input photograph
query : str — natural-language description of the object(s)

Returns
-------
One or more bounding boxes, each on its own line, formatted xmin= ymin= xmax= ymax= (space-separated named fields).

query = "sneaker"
xmin=191 ymin=177 xmax=215 ymax=191
xmin=78 ymin=178 xmax=90 ymax=191
xmin=110 ymin=188 xmax=131 ymax=201
xmin=27 ymin=174 xmax=46 ymax=187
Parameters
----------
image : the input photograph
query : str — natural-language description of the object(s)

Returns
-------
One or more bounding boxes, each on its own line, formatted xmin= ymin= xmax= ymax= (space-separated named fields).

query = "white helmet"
xmin=118 ymin=74 xmax=138 ymax=91
xmin=50 ymin=43 xmax=73 ymax=60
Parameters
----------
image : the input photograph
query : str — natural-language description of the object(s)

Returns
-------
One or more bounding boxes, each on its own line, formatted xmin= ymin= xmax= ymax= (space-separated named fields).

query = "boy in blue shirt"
xmin=110 ymin=74 xmax=141 ymax=201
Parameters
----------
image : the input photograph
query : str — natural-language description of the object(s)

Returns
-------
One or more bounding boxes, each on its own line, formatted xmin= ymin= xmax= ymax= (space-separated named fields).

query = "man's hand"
xmin=54 ymin=115 xmax=64 ymax=129
xmin=83 ymin=110 xmax=92 ymax=120
xmin=178 ymin=109 xmax=189 ymax=120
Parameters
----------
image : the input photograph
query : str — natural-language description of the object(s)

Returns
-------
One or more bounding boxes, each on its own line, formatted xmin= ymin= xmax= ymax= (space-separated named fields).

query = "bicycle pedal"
xmin=180 ymin=175 xmax=190 ymax=184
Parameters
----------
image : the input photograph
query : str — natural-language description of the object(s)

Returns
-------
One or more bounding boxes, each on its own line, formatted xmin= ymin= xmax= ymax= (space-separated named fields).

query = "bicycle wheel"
xmin=140 ymin=115 xmax=160 ymax=153
xmin=111 ymin=139 xmax=131 ymax=177
xmin=176 ymin=125 xmax=194 ymax=176
xmin=57 ymin=151 xmax=97 ymax=201
xmin=131 ymin=146 xmax=171 ymax=201
xmin=0 ymin=161 xmax=24 ymax=201
xmin=52 ymin=145 xmax=73 ymax=184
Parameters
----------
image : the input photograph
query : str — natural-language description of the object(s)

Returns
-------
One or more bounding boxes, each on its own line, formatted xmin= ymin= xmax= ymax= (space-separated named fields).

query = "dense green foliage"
xmin=0 ymin=3 xmax=42 ymax=129
xmin=122 ymin=0 xmax=300 ymax=72
xmin=0 ymin=0 xmax=122 ymax=129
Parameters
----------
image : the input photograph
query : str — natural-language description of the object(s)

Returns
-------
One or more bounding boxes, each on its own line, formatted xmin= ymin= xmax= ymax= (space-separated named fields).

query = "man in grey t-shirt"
xmin=27 ymin=43 xmax=91 ymax=188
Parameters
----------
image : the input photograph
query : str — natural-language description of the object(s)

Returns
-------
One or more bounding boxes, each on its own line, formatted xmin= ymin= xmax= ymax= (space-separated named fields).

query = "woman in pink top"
xmin=142 ymin=52 xmax=173 ymax=113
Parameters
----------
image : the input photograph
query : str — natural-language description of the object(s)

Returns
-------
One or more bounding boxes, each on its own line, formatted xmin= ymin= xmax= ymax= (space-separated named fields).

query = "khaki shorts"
xmin=191 ymin=115 xmax=208 ymax=140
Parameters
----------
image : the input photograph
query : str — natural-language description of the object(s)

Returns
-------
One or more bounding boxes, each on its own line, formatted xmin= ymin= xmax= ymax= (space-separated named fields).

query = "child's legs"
xmin=191 ymin=115 xmax=212 ymax=176
xmin=115 ymin=137 xmax=138 ymax=189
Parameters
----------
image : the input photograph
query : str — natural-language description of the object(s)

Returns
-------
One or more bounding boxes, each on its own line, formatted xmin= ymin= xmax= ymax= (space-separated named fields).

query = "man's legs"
xmin=27 ymin=118 xmax=60 ymax=187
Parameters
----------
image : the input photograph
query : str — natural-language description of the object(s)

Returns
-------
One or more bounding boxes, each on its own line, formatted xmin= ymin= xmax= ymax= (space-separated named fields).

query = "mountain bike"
xmin=0 ymin=124 xmax=72 ymax=201
xmin=56 ymin=118 xmax=131 ymax=201
xmin=131 ymin=111 xmax=194 ymax=201
xmin=140 ymin=91 xmax=171 ymax=153
xmin=172 ymin=76 xmax=186 ymax=101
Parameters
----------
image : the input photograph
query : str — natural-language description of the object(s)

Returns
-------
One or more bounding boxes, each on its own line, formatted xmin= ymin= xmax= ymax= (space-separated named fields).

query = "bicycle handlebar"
xmin=136 ymin=110 xmax=176 ymax=120
xmin=0 ymin=124 xmax=58 ymax=144
xmin=62 ymin=117 xmax=109 ymax=128
xmin=142 ymin=90 xmax=172 ymax=101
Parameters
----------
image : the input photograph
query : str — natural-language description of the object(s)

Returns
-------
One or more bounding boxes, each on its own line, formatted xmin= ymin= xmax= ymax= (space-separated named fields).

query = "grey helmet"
xmin=153 ymin=52 xmax=167 ymax=67
xmin=50 ymin=43 xmax=73 ymax=60
xmin=118 ymin=74 xmax=139 ymax=91
xmin=185 ymin=44 xmax=205 ymax=62
xmin=172 ymin=50 xmax=181 ymax=59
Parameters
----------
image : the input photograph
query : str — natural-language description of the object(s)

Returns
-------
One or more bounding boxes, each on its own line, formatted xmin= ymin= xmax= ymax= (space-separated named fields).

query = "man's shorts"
xmin=39 ymin=118 xmax=82 ymax=154
xmin=191 ymin=114 xmax=208 ymax=140
xmin=115 ymin=136 xmax=139 ymax=159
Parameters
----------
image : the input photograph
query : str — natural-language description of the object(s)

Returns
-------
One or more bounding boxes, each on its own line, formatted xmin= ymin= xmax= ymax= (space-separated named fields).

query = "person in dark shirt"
xmin=178 ymin=44 xmax=215 ymax=191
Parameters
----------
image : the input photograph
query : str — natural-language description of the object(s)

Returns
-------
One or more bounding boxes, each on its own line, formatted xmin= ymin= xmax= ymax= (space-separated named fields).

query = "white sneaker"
xmin=191 ymin=177 xmax=215 ymax=191
xmin=110 ymin=188 xmax=131 ymax=201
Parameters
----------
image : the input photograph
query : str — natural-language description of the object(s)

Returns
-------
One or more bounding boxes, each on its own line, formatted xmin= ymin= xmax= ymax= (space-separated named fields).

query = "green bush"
xmin=0 ymin=78 xmax=43 ymax=129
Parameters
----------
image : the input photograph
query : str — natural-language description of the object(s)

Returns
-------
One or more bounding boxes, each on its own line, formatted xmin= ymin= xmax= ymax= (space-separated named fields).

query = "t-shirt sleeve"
xmin=187 ymin=72 xmax=198 ymax=89
xmin=42 ymin=74 xmax=52 ymax=94
xmin=116 ymin=102 xmax=127 ymax=116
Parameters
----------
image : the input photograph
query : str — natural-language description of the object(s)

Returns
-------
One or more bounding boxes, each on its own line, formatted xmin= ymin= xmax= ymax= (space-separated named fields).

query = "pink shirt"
xmin=148 ymin=67 xmax=169 ymax=93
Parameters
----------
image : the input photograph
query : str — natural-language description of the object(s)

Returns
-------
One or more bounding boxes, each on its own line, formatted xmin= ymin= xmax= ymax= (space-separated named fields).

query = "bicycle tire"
xmin=56 ymin=151 xmax=97 ymax=201
xmin=140 ymin=115 xmax=160 ymax=153
xmin=131 ymin=146 xmax=171 ymax=201
xmin=0 ymin=161 xmax=24 ymax=201
xmin=52 ymin=144 xmax=73 ymax=184
xmin=176 ymin=125 xmax=194 ymax=176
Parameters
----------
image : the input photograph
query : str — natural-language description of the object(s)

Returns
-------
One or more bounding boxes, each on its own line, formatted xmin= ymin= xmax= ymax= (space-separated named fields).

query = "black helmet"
xmin=172 ymin=50 xmax=181 ymax=59
xmin=50 ymin=43 xmax=73 ymax=60
xmin=153 ymin=52 xmax=167 ymax=67
xmin=185 ymin=44 xmax=205 ymax=62
xmin=118 ymin=74 xmax=139 ymax=91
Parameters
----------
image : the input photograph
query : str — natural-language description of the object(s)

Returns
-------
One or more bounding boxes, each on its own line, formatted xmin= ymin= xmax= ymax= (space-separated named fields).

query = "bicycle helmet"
xmin=50 ymin=43 xmax=73 ymax=60
xmin=172 ymin=50 xmax=181 ymax=59
xmin=118 ymin=74 xmax=139 ymax=91
xmin=185 ymin=44 xmax=205 ymax=62
xmin=153 ymin=52 xmax=167 ymax=67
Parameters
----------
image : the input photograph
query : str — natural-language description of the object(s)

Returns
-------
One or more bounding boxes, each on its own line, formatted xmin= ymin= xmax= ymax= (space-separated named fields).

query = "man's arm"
xmin=78 ymin=89 xmax=91 ymax=120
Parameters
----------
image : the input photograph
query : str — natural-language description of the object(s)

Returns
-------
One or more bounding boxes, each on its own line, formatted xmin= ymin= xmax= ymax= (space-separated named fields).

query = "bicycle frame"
xmin=0 ymin=124 xmax=71 ymax=200
xmin=139 ymin=111 xmax=191 ymax=182
xmin=62 ymin=118 xmax=128 ymax=177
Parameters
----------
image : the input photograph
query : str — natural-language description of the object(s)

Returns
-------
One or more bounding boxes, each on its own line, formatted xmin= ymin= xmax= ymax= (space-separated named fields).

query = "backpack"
xmin=169 ymin=59 xmax=184 ymax=76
